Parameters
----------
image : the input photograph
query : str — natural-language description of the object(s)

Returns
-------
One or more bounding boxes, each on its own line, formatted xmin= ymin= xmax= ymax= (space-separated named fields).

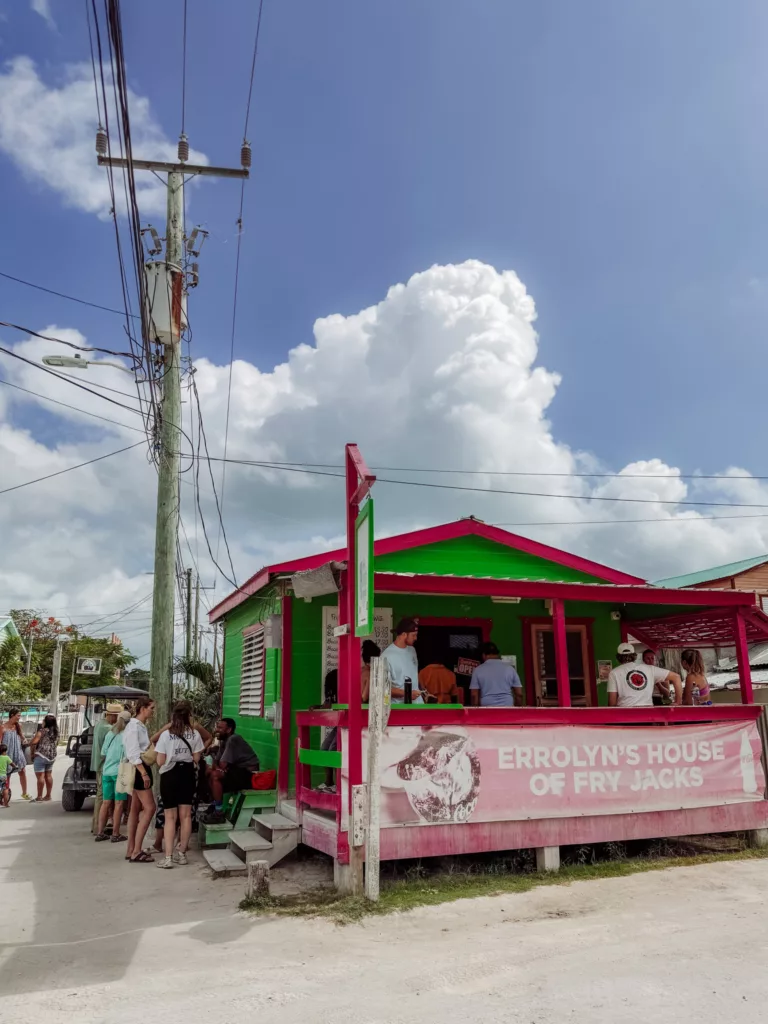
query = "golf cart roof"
xmin=76 ymin=684 xmax=149 ymax=699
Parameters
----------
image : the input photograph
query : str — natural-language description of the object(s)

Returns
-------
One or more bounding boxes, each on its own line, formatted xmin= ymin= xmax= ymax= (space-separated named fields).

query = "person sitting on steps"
xmin=200 ymin=718 xmax=259 ymax=825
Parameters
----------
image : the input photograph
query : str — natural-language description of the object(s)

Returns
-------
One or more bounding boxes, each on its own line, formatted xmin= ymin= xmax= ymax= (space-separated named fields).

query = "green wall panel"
xmin=376 ymin=535 xmax=605 ymax=584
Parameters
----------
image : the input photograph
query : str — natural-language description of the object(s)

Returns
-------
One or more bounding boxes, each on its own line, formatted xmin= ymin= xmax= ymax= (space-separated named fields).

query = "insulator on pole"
xmin=241 ymin=139 xmax=252 ymax=169
xmin=178 ymin=133 xmax=189 ymax=163
xmin=95 ymin=125 xmax=108 ymax=157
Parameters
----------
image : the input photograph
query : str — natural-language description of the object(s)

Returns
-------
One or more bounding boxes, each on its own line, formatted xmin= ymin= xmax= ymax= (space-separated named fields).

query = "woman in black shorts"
xmin=154 ymin=701 xmax=203 ymax=869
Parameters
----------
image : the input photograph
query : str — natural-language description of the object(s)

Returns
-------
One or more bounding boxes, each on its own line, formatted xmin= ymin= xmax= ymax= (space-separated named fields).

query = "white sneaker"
xmin=156 ymin=856 xmax=174 ymax=869
xmin=173 ymin=850 xmax=188 ymax=865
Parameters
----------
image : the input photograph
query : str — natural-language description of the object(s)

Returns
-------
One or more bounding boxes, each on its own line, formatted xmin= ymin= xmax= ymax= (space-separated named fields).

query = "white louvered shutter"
xmin=240 ymin=626 xmax=265 ymax=716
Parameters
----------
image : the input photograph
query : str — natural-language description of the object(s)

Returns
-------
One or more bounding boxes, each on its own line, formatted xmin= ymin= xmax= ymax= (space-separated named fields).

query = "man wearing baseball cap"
xmin=607 ymin=644 xmax=682 ymax=708
xmin=382 ymin=618 xmax=425 ymax=703
xmin=91 ymin=702 xmax=123 ymax=833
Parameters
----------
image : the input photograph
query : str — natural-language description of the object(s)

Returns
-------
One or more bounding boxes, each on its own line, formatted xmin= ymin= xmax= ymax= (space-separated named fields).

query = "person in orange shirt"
xmin=419 ymin=662 xmax=461 ymax=704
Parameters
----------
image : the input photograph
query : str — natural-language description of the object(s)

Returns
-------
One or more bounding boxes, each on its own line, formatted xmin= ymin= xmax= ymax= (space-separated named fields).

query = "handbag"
xmin=140 ymin=742 xmax=157 ymax=766
xmin=116 ymin=759 xmax=135 ymax=795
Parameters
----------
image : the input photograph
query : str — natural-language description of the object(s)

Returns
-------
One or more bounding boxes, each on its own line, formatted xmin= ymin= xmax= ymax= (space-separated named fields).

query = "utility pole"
xmin=96 ymin=135 xmax=249 ymax=728
xmin=49 ymin=637 xmax=69 ymax=715
xmin=185 ymin=566 xmax=194 ymax=663
xmin=194 ymin=574 xmax=201 ymax=660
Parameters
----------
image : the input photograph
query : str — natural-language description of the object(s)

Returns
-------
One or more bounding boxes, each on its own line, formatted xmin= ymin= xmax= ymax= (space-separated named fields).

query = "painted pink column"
xmin=734 ymin=610 xmax=754 ymax=705
xmin=277 ymin=595 xmax=292 ymax=799
xmin=552 ymin=598 xmax=571 ymax=708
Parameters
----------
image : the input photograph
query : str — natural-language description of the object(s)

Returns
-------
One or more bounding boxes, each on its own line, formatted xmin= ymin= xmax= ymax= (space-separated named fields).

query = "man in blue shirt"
xmin=470 ymin=642 xmax=524 ymax=707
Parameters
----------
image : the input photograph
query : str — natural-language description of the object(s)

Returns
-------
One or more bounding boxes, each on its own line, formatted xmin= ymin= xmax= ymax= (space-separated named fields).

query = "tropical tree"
xmin=174 ymin=656 xmax=221 ymax=728
xmin=0 ymin=635 xmax=43 ymax=704
xmin=10 ymin=610 xmax=136 ymax=695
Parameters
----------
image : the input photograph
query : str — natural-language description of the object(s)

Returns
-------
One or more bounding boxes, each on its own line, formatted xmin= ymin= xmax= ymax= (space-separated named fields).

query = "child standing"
xmin=0 ymin=743 xmax=13 ymax=806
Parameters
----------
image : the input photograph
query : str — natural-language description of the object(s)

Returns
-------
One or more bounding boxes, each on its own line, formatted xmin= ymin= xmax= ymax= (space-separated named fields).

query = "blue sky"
xmin=3 ymin=0 xmax=768 ymax=639
xmin=3 ymin=0 xmax=767 ymax=468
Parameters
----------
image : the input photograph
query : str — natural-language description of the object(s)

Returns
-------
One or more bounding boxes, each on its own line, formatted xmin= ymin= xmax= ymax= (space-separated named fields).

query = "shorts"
xmin=33 ymin=755 xmax=55 ymax=773
xmin=134 ymin=765 xmax=153 ymax=791
xmin=102 ymin=775 xmax=127 ymax=802
xmin=222 ymin=765 xmax=253 ymax=794
xmin=159 ymin=761 xmax=196 ymax=809
xmin=321 ymin=727 xmax=338 ymax=751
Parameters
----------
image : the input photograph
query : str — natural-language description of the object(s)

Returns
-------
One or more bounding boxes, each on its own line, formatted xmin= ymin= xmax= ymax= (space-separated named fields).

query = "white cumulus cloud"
xmin=0 ymin=57 xmax=207 ymax=217
xmin=2 ymin=260 xmax=768 ymax=659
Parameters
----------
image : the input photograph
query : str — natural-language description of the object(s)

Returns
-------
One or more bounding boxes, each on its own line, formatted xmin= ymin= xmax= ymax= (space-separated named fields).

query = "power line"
xmin=0 ymin=377 xmax=145 ymax=433
xmin=181 ymin=0 xmax=188 ymax=134
xmin=0 ymin=440 xmax=144 ymax=497
xmin=0 ymin=268 xmax=138 ymax=319
xmin=211 ymin=457 xmax=768 ymax=483
xmin=185 ymin=453 xmax=768 ymax=511
xmin=494 ymin=512 xmax=768 ymax=527
xmin=217 ymin=0 xmax=265 ymax=579
xmin=0 ymin=319 xmax=136 ymax=360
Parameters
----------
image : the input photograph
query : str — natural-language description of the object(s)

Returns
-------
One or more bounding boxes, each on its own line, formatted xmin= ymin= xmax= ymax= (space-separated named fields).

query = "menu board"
xmin=321 ymin=605 xmax=393 ymax=697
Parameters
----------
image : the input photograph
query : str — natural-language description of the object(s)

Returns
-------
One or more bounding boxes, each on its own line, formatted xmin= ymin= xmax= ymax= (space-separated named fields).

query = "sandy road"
xmin=1 ymin=762 xmax=767 ymax=1022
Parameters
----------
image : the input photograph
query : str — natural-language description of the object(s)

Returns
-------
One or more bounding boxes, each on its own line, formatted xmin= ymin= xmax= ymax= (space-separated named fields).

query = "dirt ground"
xmin=2 ymin=760 xmax=768 ymax=1022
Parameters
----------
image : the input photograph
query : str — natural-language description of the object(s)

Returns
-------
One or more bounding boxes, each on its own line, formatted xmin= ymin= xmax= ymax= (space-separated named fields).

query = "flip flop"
xmin=129 ymin=851 xmax=154 ymax=863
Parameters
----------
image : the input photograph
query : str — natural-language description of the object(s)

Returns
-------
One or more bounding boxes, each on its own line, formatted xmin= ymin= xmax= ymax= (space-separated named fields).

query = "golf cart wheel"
xmin=62 ymin=789 xmax=86 ymax=812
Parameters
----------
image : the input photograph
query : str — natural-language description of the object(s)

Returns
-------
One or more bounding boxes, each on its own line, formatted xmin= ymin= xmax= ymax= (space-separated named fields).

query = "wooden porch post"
xmin=734 ymin=609 xmax=754 ymax=705
xmin=552 ymin=598 xmax=570 ymax=708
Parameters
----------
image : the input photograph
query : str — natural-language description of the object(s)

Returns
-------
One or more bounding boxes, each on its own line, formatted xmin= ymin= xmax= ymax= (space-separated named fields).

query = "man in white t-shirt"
xmin=382 ymin=618 xmax=425 ymax=703
xmin=607 ymin=643 xmax=682 ymax=708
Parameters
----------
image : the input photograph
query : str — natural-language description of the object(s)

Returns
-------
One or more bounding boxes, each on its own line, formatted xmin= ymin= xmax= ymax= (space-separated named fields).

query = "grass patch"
xmin=240 ymin=843 xmax=768 ymax=924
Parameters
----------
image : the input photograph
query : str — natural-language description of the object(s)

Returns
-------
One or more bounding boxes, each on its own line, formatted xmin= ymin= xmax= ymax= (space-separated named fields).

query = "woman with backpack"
xmin=30 ymin=714 xmax=59 ymax=802
xmin=154 ymin=700 xmax=204 ymax=869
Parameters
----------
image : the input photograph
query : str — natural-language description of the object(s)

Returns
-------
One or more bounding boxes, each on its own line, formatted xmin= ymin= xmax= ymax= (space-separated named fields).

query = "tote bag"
xmin=116 ymin=759 xmax=135 ymax=795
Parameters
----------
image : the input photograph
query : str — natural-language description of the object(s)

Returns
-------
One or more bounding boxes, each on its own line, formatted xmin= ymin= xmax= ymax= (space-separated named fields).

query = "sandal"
xmin=111 ymin=834 xmax=128 ymax=843
xmin=94 ymin=832 xmax=110 ymax=842
xmin=129 ymin=851 xmax=154 ymax=863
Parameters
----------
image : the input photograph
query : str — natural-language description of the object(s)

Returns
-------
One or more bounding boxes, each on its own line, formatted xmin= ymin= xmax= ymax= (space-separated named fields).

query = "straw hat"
xmin=105 ymin=702 xmax=124 ymax=715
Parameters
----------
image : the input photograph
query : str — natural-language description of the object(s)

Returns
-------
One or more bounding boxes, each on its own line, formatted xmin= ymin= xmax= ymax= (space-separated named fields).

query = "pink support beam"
xmin=277 ymin=595 xmax=292 ymax=798
xmin=551 ymin=598 xmax=570 ymax=707
xmin=374 ymin=572 xmax=757 ymax=608
xmin=734 ymin=609 xmax=754 ymax=705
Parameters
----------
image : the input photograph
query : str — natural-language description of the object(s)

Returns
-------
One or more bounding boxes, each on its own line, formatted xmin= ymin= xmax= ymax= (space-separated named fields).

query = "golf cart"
xmin=62 ymin=684 xmax=149 ymax=811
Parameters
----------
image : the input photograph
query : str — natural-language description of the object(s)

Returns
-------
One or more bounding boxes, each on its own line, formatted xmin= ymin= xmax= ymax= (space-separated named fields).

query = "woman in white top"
xmin=124 ymin=696 xmax=156 ymax=863
xmin=155 ymin=700 xmax=203 ymax=869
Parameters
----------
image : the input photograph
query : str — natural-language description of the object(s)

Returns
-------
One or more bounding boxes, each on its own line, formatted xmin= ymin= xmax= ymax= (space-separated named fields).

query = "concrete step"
xmin=203 ymin=848 xmax=248 ymax=878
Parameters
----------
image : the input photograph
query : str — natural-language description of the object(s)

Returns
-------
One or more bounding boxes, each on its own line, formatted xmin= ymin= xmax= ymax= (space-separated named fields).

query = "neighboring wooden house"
xmin=0 ymin=614 xmax=25 ymax=654
xmin=657 ymin=554 xmax=768 ymax=609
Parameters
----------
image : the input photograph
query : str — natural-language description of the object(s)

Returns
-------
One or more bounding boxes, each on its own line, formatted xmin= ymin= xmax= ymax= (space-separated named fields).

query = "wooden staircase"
xmin=203 ymin=808 xmax=300 ymax=878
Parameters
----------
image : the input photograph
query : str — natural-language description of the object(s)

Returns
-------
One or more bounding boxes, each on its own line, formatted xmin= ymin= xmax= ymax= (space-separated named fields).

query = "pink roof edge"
xmin=208 ymin=517 xmax=645 ymax=623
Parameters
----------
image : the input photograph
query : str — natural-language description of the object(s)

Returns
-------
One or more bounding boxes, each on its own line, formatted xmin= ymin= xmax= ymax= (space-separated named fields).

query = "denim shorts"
xmin=33 ymin=755 xmax=54 ymax=773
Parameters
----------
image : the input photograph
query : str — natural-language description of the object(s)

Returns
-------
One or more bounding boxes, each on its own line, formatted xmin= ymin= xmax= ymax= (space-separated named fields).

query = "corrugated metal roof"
xmin=716 ymin=642 xmax=768 ymax=672
xmin=655 ymin=554 xmax=768 ymax=589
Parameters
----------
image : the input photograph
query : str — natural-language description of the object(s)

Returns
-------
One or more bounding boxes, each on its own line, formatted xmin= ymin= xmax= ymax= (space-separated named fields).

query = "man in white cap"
xmin=607 ymin=643 xmax=682 ymax=708
xmin=91 ymin=702 xmax=123 ymax=833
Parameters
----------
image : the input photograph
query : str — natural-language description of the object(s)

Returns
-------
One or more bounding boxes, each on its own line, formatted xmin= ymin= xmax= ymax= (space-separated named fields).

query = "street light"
xmin=43 ymin=353 xmax=135 ymax=376
xmin=50 ymin=633 xmax=72 ymax=714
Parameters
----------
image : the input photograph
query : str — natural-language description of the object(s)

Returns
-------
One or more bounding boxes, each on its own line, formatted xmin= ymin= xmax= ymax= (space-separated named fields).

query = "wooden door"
xmin=530 ymin=623 xmax=592 ymax=706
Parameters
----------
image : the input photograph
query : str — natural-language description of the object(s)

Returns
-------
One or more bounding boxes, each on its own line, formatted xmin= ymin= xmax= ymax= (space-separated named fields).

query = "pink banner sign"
xmin=346 ymin=722 xmax=766 ymax=827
